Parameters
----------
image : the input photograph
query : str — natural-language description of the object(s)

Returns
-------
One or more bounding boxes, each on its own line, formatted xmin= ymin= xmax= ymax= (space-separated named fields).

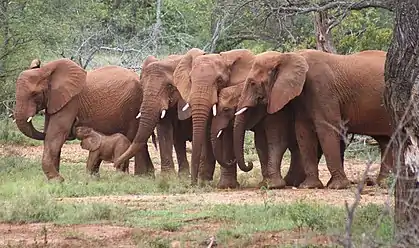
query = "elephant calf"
xmin=75 ymin=126 xmax=131 ymax=175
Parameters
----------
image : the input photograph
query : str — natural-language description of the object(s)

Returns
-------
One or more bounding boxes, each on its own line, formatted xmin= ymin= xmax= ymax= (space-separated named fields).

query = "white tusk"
xmin=27 ymin=116 xmax=33 ymax=122
xmin=13 ymin=119 xmax=16 ymax=123
xmin=212 ymin=104 xmax=217 ymax=116
xmin=182 ymin=103 xmax=189 ymax=111
xmin=161 ymin=109 xmax=166 ymax=119
xmin=217 ymin=130 xmax=223 ymax=138
xmin=235 ymin=107 xmax=248 ymax=116
xmin=136 ymin=112 xmax=141 ymax=119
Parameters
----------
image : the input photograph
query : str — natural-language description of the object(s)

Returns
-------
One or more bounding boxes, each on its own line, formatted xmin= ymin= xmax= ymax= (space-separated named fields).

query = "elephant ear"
xmin=42 ymin=59 xmax=87 ymax=115
xmin=267 ymin=53 xmax=309 ymax=114
xmin=81 ymin=131 xmax=101 ymax=151
xmin=220 ymin=49 xmax=254 ymax=85
xmin=173 ymin=48 xmax=205 ymax=120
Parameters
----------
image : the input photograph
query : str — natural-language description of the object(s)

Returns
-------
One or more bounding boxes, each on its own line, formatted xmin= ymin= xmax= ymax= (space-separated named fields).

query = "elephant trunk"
xmin=210 ymin=124 xmax=235 ymax=168
xmin=114 ymin=104 xmax=159 ymax=168
xmin=233 ymin=113 xmax=253 ymax=172
xmin=190 ymin=101 xmax=211 ymax=184
xmin=14 ymin=96 xmax=45 ymax=140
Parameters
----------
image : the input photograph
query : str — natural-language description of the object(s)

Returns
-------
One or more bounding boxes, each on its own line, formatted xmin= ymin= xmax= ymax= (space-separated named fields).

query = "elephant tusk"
xmin=212 ymin=104 xmax=217 ymax=116
xmin=235 ymin=107 xmax=248 ymax=116
xmin=136 ymin=112 xmax=141 ymax=119
xmin=161 ymin=109 xmax=166 ymax=119
xmin=12 ymin=119 xmax=16 ymax=123
xmin=217 ymin=130 xmax=223 ymax=138
xmin=182 ymin=103 xmax=189 ymax=111
xmin=27 ymin=116 xmax=33 ymax=122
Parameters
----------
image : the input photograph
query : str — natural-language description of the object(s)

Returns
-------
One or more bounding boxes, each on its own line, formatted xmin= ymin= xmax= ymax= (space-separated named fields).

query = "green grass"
xmin=0 ymin=155 xmax=395 ymax=247
xmin=0 ymin=156 xmax=215 ymax=199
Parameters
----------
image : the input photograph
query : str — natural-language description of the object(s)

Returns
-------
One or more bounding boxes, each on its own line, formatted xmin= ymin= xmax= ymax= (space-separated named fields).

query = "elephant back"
xmin=77 ymin=65 xmax=143 ymax=137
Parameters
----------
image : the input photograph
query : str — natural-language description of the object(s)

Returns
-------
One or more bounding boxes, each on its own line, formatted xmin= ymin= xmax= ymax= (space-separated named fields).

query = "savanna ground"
xmin=0 ymin=116 xmax=395 ymax=247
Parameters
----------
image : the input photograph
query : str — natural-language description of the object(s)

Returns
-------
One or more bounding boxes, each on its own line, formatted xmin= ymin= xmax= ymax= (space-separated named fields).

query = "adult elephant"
xmin=113 ymin=49 xmax=208 ymax=178
xmin=174 ymin=49 xmax=255 ymax=185
xmin=212 ymin=83 xmax=348 ymax=189
xmin=235 ymin=49 xmax=394 ymax=189
xmin=14 ymin=59 xmax=154 ymax=181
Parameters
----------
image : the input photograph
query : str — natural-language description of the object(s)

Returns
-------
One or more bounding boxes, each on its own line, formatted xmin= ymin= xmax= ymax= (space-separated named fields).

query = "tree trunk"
xmin=383 ymin=1 xmax=419 ymax=246
xmin=313 ymin=11 xmax=336 ymax=54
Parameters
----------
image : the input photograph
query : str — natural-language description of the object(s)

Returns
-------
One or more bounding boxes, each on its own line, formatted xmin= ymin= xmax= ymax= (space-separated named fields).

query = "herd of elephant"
xmin=12 ymin=48 xmax=394 ymax=190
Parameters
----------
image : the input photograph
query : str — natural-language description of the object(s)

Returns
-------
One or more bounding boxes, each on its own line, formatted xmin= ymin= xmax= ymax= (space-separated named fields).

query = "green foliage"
xmin=334 ymin=9 xmax=393 ymax=54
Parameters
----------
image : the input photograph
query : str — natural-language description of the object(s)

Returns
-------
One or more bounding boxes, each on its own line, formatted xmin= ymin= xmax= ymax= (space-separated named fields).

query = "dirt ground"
xmin=1 ymin=142 xmax=393 ymax=247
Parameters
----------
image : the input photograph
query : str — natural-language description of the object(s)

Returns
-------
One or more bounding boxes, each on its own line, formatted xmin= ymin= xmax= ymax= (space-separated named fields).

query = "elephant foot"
xmin=299 ymin=177 xmax=324 ymax=189
xmin=326 ymin=176 xmax=351 ymax=189
xmin=284 ymin=173 xmax=306 ymax=187
xmin=266 ymin=176 xmax=286 ymax=190
xmin=217 ymin=179 xmax=240 ymax=189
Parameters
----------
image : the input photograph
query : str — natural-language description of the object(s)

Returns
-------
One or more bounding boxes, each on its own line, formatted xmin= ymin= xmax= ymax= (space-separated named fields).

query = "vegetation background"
xmin=0 ymin=0 xmax=393 ymax=114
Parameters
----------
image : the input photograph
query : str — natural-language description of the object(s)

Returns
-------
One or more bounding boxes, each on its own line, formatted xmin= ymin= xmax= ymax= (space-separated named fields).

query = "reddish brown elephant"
xmin=75 ymin=126 xmax=132 ymax=174
xmin=14 ymin=59 xmax=154 ymax=181
xmin=212 ymin=83 xmax=347 ymax=189
xmin=235 ymin=49 xmax=394 ymax=189
xmin=174 ymin=49 xmax=255 ymax=185
xmin=113 ymin=50 xmax=208 ymax=178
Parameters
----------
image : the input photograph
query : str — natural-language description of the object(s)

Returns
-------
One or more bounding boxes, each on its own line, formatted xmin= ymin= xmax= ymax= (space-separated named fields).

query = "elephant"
xmin=14 ymin=59 xmax=155 ymax=181
xmin=212 ymin=83 xmax=350 ymax=189
xmin=174 ymin=48 xmax=256 ymax=185
xmin=235 ymin=49 xmax=394 ymax=189
xmin=113 ymin=51 xmax=207 ymax=178
xmin=75 ymin=126 xmax=131 ymax=174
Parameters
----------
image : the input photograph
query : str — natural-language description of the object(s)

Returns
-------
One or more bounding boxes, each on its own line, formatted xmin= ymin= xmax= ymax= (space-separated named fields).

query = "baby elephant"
xmin=75 ymin=126 xmax=131 ymax=175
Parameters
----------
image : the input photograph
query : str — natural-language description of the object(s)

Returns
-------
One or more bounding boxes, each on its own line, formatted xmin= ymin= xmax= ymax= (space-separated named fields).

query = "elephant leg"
xmin=86 ymin=152 xmax=100 ymax=175
xmin=42 ymin=99 xmax=79 ymax=182
xmin=173 ymin=122 xmax=190 ymax=178
xmin=134 ymin=146 xmax=155 ymax=178
xmin=313 ymin=112 xmax=350 ymax=189
xmin=284 ymin=135 xmax=306 ymax=187
xmin=157 ymin=119 xmax=176 ymax=176
xmin=254 ymin=127 xmax=269 ymax=188
xmin=295 ymin=110 xmax=324 ymax=189
xmin=373 ymin=136 xmax=393 ymax=188
xmin=198 ymin=130 xmax=216 ymax=184
xmin=262 ymin=112 xmax=291 ymax=189
xmin=217 ymin=127 xmax=239 ymax=189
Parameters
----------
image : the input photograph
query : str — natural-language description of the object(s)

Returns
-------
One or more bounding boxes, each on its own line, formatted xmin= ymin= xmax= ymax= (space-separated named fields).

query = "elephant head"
xmin=113 ymin=50 xmax=205 ymax=167
xmin=174 ymin=49 xmax=255 ymax=183
xmin=233 ymin=51 xmax=308 ymax=171
xmin=212 ymin=83 xmax=268 ymax=171
xmin=75 ymin=126 xmax=102 ymax=151
xmin=14 ymin=58 xmax=87 ymax=140
xmin=210 ymin=83 xmax=243 ymax=169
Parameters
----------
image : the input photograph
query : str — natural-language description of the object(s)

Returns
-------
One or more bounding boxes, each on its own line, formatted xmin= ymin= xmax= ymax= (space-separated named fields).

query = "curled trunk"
xmin=14 ymin=102 xmax=45 ymax=140
xmin=210 ymin=126 xmax=236 ymax=168
xmin=113 ymin=103 xmax=159 ymax=168
xmin=233 ymin=114 xmax=253 ymax=172
xmin=15 ymin=119 xmax=45 ymax=140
